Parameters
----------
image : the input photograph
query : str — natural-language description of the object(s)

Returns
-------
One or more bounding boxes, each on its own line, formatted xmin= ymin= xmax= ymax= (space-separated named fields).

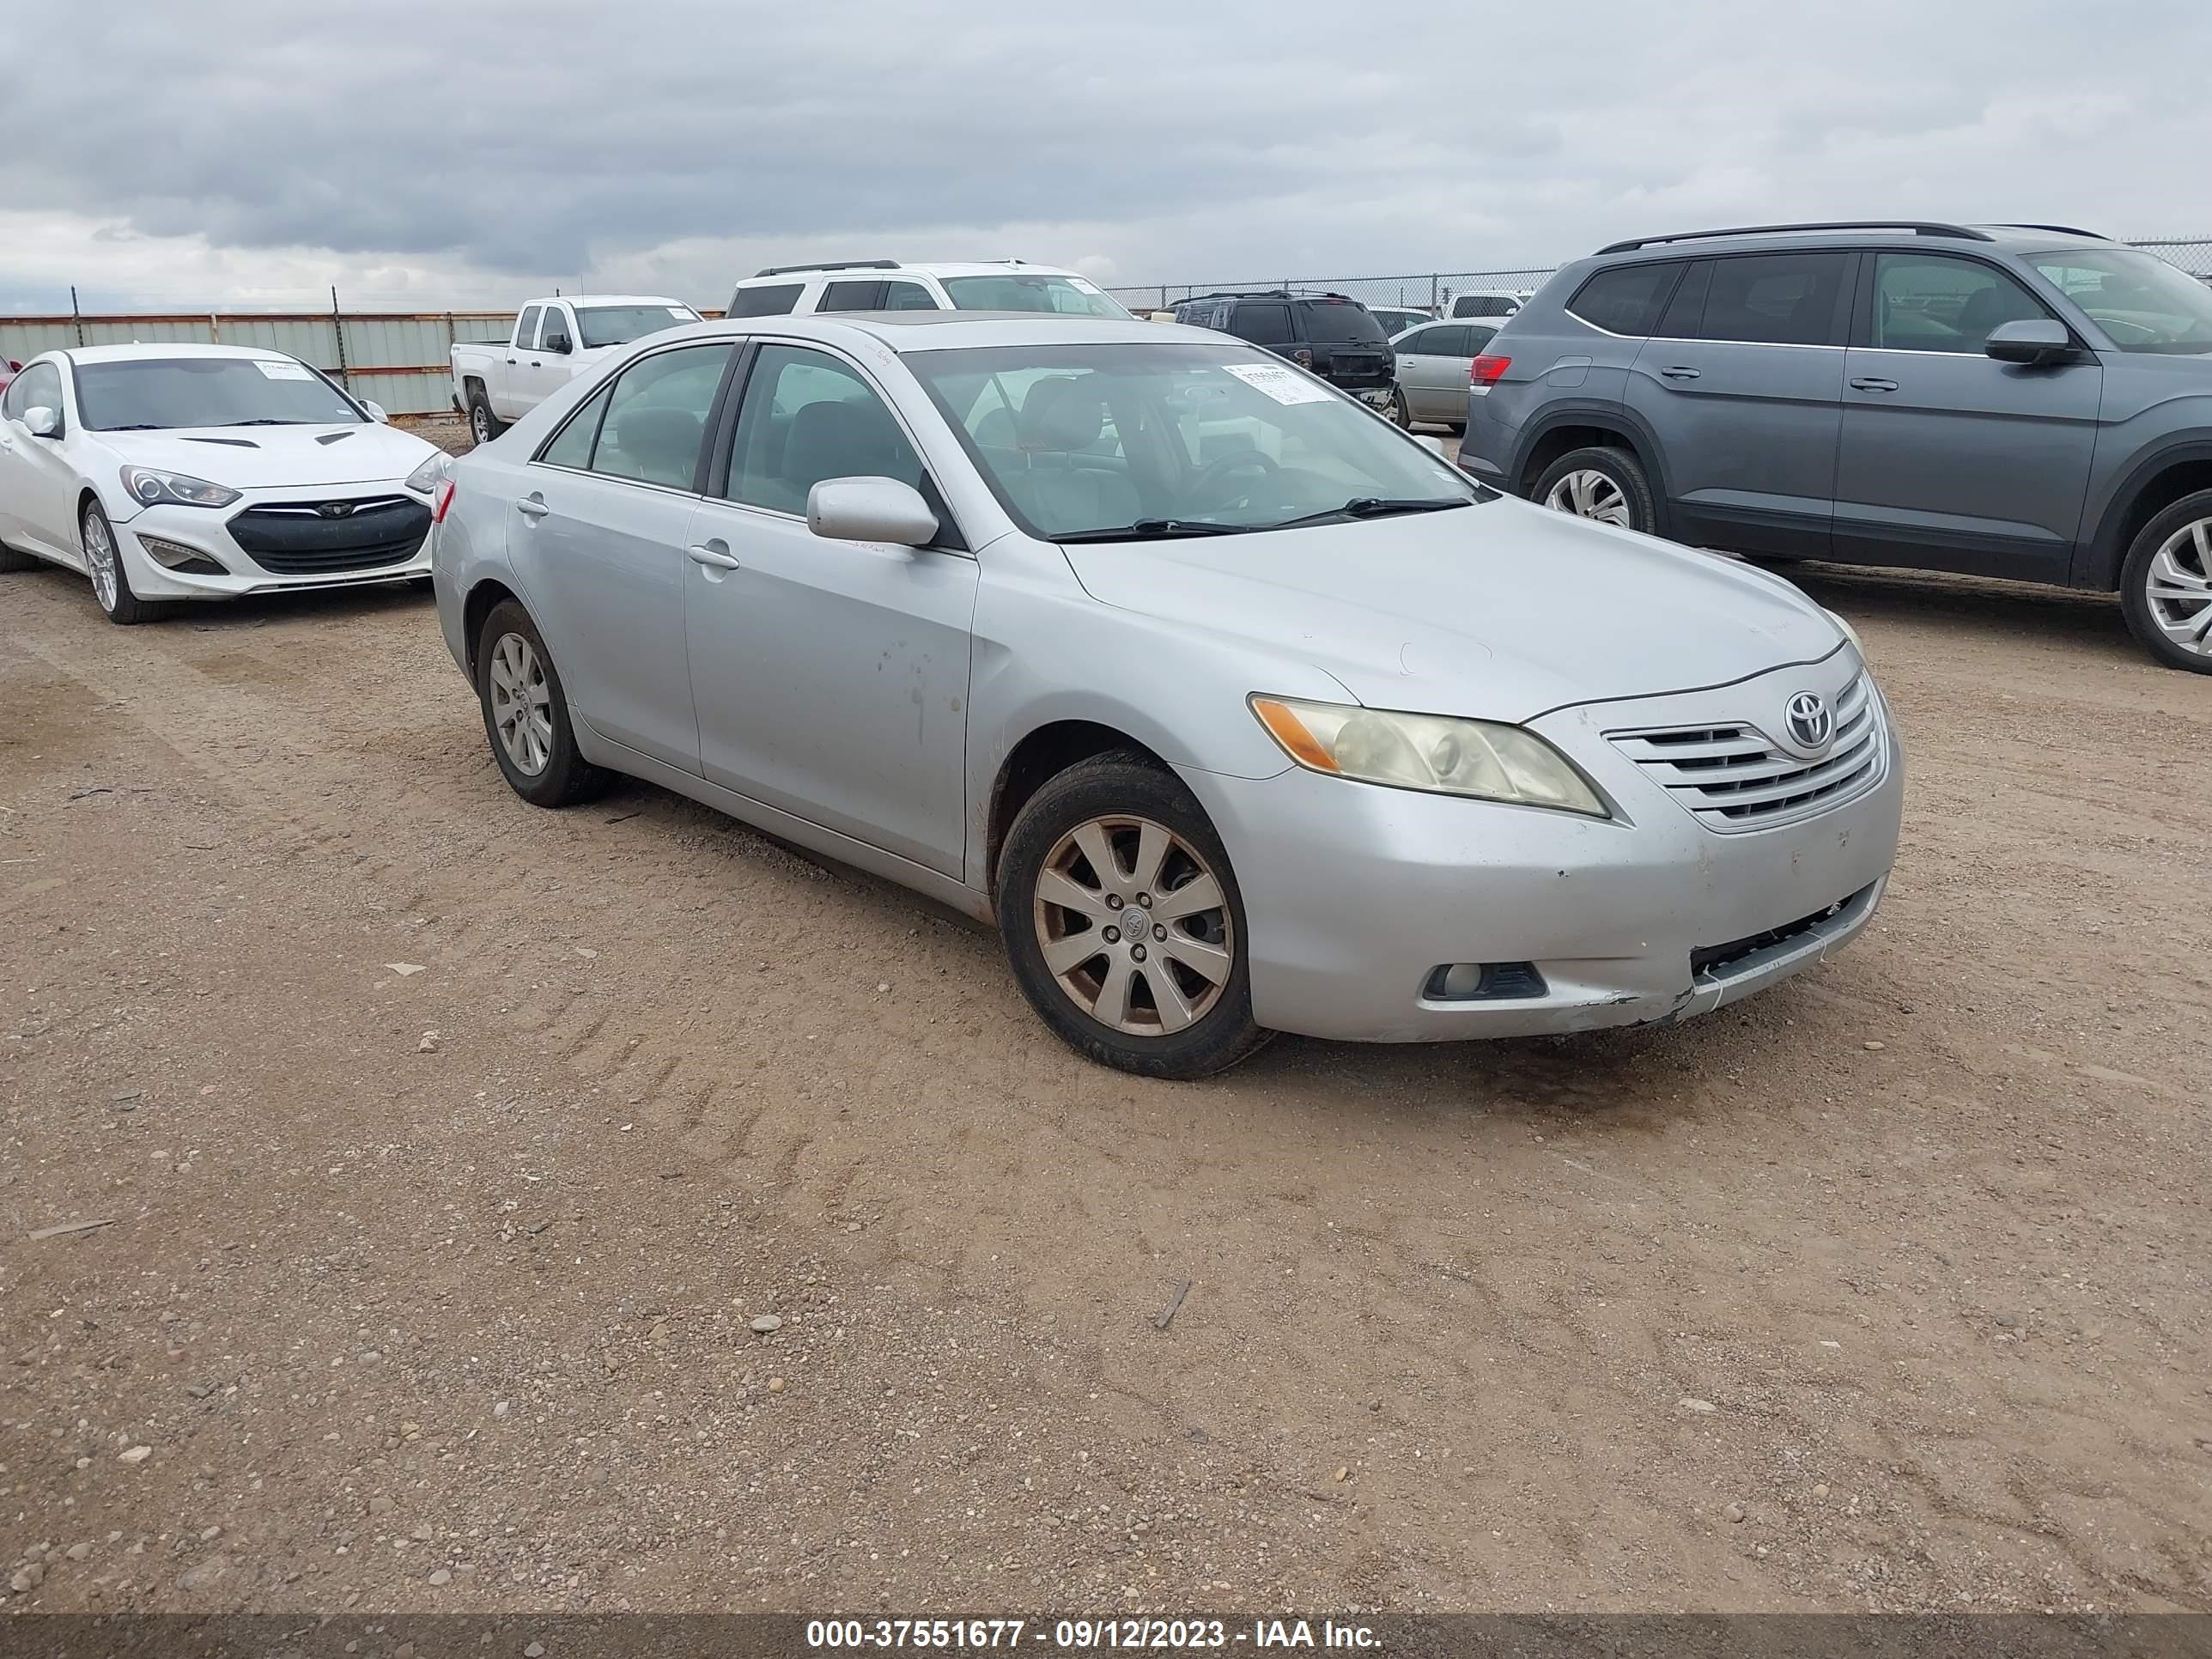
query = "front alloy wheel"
xmin=2119 ymin=488 xmax=2212 ymax=673
xmin=1033 ymin=815 xmax=1234 ymax=1037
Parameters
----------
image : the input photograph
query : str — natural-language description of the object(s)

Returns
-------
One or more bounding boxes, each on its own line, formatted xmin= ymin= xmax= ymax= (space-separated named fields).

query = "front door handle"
xmin=1850 ymin=376 xmax=1899 ymax=392
xmin=515 ymin=495 xmax=550 ymax=520
xmin=686 ymin=541 xmax=741 ymax=570
xmin=1659 ymin=365 xmax=1700 ymax=380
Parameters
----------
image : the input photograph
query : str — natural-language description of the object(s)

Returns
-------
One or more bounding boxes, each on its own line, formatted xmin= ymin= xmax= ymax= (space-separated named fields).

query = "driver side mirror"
xmin=1985 ymin=318 xmax=2077 ymax=366
xmin=807 ymin=477 xmax=938 ymax=548
xmin=542 ymin=332 xmax=572 ymax=356
xmin=21 ymin=405 xmax=59 ymax=440
xmin=362 ymin=399 xmax=390 ymax=423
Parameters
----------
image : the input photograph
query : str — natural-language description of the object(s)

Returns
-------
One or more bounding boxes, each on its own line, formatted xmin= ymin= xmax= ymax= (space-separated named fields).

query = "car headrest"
xmin=1018 ymin=375 xmax=1105 ymax=453
xmin=614 ymin=405 xmax=702 ymax=479
xmin=786 ymin=398 xmax=902 ymax=489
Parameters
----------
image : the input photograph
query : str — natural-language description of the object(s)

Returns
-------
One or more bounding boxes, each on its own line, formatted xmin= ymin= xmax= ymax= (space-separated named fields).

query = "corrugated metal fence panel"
xmin=208 ymin=315 xmax=339 ymax=368
xmin=74 ymin=317 xmax=222 ymax=349
xmin=362 ymin=371 xmax=463 ymax=418
xmin=0 ymin=320 xmax=76 ymax=362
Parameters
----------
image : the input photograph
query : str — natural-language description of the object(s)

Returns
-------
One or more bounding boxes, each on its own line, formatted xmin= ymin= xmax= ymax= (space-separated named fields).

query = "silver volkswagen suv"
xmin=1459 ymin=221 xmax=2212 ymax=672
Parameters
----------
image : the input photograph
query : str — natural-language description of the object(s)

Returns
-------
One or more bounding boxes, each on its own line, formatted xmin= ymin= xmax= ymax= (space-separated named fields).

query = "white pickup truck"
xmin=452 ymin=294 xmax=702 ymax=443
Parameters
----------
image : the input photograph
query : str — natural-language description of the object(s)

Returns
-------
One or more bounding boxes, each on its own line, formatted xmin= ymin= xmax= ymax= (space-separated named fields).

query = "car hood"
xmin=95 ymin=423 xmax=438 ymax=489
xmin=1059 ymin=495 xmax=1845 ymax=721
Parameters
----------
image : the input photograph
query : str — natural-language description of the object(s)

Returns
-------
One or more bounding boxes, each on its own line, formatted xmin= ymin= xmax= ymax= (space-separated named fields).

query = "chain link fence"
xmin=1105 ymin=237 xmax=2212 ymax=316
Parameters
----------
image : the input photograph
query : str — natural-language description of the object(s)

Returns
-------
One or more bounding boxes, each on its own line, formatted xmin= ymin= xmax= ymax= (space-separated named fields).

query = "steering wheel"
xmin=1188 ymin=448 xmax=1279 ymax=511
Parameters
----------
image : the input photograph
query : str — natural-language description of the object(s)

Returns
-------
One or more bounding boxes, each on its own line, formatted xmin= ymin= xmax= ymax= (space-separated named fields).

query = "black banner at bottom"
xmin=0 ymin=1615 xmax=2204 ymax=1659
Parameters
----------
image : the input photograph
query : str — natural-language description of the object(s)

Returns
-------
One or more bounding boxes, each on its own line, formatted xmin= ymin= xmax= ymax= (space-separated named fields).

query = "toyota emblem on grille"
xmin=317 ymin=501 xmax=356 ymax=519
xmin=1784 ymin=690 xmax=1833 ymax=751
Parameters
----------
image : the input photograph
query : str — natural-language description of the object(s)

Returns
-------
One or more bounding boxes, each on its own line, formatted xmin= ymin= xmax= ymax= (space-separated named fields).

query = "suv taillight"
xmin=431 ymin=480 xmax=457 ymax=525
xmin=1291 ymin=346 xmax=1315 ymax=369
xmin=1471 ymin=355 xmax=1511 ymax=387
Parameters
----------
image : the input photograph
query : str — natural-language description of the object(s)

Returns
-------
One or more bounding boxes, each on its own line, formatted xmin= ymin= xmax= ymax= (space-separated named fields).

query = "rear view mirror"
xmin=22 ymin=405 xmax=59 ymax=439
xmin=807 ymin=477 xmax=938 ymax=548
xmin=1985 ymin=318 xmax=2075 ymax=365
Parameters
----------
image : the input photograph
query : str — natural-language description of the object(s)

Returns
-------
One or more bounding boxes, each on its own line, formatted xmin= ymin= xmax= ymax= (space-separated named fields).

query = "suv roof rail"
xmin=750 ymin=259 xmax=901 ymax=278
xmin=1983 ymin=222 xmax=2109 ymax=240
xmin=1595 ymin=221 xmax=1994 ymax=255
xmin=1175 ymin=289 xmax=1288 ymax=305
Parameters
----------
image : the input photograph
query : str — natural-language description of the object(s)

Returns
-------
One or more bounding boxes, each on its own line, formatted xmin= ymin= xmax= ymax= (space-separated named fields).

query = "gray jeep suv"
xmin=1458 ymin=221 xmax=2212 ymax=671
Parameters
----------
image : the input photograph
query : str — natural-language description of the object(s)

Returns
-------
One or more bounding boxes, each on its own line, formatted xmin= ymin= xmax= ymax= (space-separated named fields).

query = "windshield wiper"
xmin=95 ymin=423 xmax=168 ymax=431
xmin=1266 ymin=496 xmax=1474 ymax=531
xmin=1054 ymin=519 xmax=1243 ymax=544
xmin=222 ymin=418 xmax=313 ymax=426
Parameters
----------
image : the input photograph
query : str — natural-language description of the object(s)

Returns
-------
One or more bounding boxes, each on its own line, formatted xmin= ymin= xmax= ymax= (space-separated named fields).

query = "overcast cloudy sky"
xmin=0 ymin=0 xmax=2203 ymax=311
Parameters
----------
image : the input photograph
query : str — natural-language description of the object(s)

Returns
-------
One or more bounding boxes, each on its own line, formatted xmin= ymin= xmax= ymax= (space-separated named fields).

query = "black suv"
xmin=1171 ymin=290 xmax=1396 ymax=408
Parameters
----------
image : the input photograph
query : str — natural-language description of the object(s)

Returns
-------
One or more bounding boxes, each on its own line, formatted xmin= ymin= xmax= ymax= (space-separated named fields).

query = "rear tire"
xmin=475 ymin=600 xmax=614 ymax=806
xmin=996 ymin=753 xmax=1271 ymax=1080
xmin=82 ymin=501 xmax=159 ymax=625
xmin=467 ymin=389 xmax=506 ymax=447
xmin=1387 ymin=388 xmax=1412 ymax=429
xmin=2120 ymin=488 xmax=2212 ymax=673
xmin=1530 ymin=445 xmax=1656 ymax=535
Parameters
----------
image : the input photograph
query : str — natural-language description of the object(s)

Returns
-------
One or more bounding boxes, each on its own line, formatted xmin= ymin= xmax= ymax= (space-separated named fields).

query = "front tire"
xmin=2120 ymin=489 xmax=2212 ymax=673
xmin=475 ymin=600 xmax=613 ymax=806
xmin=996 ymin=754 xmax=1270 ymax=1079
xmin=82 ymin=501 xmax=158 ymax=625
xmin=1531 ymin=445 xmax=1656 ymax=535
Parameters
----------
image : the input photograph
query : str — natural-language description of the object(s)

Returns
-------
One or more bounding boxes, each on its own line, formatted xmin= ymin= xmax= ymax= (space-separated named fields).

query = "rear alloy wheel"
xmin=82 ymin=501 xmax=157 ymax=625
xmin=998 ymin=755 xmax=1269 ymax=1079
xmin=467 ymin=392 xmax=505 ymax=447
xmin=2121 ymin=489 xmax=2212 ymax=672
xmin=1388 ymin=388 xmax=1413 ymax=428
xmin=475 ymin=599 xmax=613 ymax=806
xmin=1530 ymin=445 xmax=1656 ymax=535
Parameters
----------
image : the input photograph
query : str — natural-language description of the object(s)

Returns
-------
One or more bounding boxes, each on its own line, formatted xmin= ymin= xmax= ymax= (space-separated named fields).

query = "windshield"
xmin=576 ymin=304 xmax=701 ymax=349
xmin=2033 ymin=250 xmax=2212 ymax=355
xmin=75 ymin=357 xmax=364 ymax=431
xmin=908 ymin=341 xmax=1477 ymax=541
xmin=939 ymin=274 xmax=1130 ymax=319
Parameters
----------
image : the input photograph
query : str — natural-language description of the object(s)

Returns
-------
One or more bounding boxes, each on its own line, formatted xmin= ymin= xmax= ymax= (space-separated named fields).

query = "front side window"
xmin=514 ymin=306 xmax=543 ymax=350
xmin=5 ymin=361 xmax=60 ymax=421
xmin=1696 ymin=252 xmax=1846 ymax=347
xmin=939 ymin=274 xmax=1127 ymax=317
xmin=574 ymin=304 xmax=699 ymax=349
xmin=1869 ymin=254 xmax=2051 ymax=353
xmin=1566 ymin=264 xmax=1680 ymax=337
xmin=74 ymin=356 xmax=363 ymax=431
xmin=910 ymin=340 xmax=1478 ymax=541
xmin=585 ymin=343 xmax=733 ymax=490
xmin=535 ymin=308 xmax=570 ymax=349
xmin=2031 ymin=248 xmax=2212 ymax=355
xmin=1227 ymin=304 xmax=1293 ymax=346
xmin=724 ymin=344 xmax=924 ymax=515
xmin=729 ymin=283 xmax=803 ymax=318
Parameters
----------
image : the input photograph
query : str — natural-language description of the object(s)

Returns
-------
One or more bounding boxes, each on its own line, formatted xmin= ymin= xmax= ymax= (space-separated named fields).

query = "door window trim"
xmin=1846 ymin=247 xmax=2075 ymax=355
xmin=700 ymin=336 xmax=969 ymax=556
xmin=525 ymin=339 xmax=744 ymax=499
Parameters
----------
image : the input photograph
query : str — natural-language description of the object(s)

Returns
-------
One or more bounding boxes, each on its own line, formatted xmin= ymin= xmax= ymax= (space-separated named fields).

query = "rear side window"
xmin=729 ymin=283 xmax=802 ymax=318
xmin=819 ymin=280 xmax=884 ymax=311
xmin=1228 ymin=304 xmax=1293 ymax=346
xmin=538 ymin=380 xmax=614 ymax=470
xmin=586 ymin=343 xmax=734 ymax=490
xmin=1565 ymin=264 xmax=1680 ymax=337
xmin=514 ymin=305 xmax=543 ymax=349
xmin=1297 ymin=301 xmax=1386 ymax=343
xmin=1696 ymin=252 xmax=1848 ymax=347
xmin=1654 ymin=262 xmax=1712 ymax=338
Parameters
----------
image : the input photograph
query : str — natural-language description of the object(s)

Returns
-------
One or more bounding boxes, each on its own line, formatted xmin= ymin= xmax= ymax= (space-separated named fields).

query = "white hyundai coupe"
xmin=0 ymin=343 xmax=447 ymax=623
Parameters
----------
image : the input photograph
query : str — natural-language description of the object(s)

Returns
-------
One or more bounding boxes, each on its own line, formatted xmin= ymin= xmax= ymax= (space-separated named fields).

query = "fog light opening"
xmin=1423 ymin=961 xmax=1549 ymax=1002
xmin=137 ymin=535 xmax=229 ymax=577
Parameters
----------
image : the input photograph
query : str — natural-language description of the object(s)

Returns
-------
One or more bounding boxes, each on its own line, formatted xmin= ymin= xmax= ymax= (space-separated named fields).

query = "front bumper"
xmin=1177 ymin=661 xmax=1904 ymax=1044
xmin=112 ymin=484 xmax=433 ymax=601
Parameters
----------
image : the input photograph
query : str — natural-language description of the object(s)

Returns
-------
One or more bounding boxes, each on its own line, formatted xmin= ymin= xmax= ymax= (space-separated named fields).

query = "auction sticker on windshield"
xmin=253 ymin=360 xmax=314 ymax=380
xmin=1223 ymin=362 xmax=1335 ymax=405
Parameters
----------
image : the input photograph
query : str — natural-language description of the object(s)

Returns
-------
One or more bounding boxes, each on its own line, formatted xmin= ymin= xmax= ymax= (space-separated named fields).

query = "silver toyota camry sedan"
xmin=430 ymin=312 xmax=1902 ymax=1079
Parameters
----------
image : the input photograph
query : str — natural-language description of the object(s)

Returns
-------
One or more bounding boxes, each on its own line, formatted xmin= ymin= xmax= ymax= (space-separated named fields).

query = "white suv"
xmin=726 ymin=259 xmax=1129 ymax=319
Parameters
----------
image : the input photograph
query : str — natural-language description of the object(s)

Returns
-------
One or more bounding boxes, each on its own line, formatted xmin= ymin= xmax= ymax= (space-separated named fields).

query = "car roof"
xmin=732 ymin=261 xmax=1090 ymax=286
xmin=552 ymin=294 xmax=695 ymax=308
xmin=658 ymin=311 xmax=1218 ymax=353
xmin=1589 ymin=222 xmax=2118 ymax=262
xmin=60 ymin=343 xmax=308 ymax=366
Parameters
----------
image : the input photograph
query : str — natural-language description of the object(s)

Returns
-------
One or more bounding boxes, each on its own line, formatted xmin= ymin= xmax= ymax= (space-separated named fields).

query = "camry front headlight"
xmin=1250 ymin=696 xmax=1608 ymax=817
xmin=119 ymin=466 xmax=240 ymax=509
xmin=404 ymin=453 xmax=449 ymax=495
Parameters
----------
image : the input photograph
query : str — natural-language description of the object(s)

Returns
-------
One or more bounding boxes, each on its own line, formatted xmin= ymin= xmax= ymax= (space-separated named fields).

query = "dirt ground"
xmin=1 ymin=510 xmax=2207 ymax=1619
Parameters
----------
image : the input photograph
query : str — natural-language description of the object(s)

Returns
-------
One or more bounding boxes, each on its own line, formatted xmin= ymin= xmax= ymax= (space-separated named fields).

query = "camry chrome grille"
xmin=1609 ymin=674 xmax=1886 ymax=832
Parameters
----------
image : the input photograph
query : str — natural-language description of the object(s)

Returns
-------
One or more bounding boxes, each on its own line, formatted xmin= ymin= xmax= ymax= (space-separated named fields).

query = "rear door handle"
xmin=1659 ymin=365 xmax=1700 ymax=380
xmin=1850 ymin=377 xmax=1899 ymax=392
xmin=686 ymin=541 xmax=741 ymax=570
xmin=515 ymin=495 xmax=550 ymax=520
